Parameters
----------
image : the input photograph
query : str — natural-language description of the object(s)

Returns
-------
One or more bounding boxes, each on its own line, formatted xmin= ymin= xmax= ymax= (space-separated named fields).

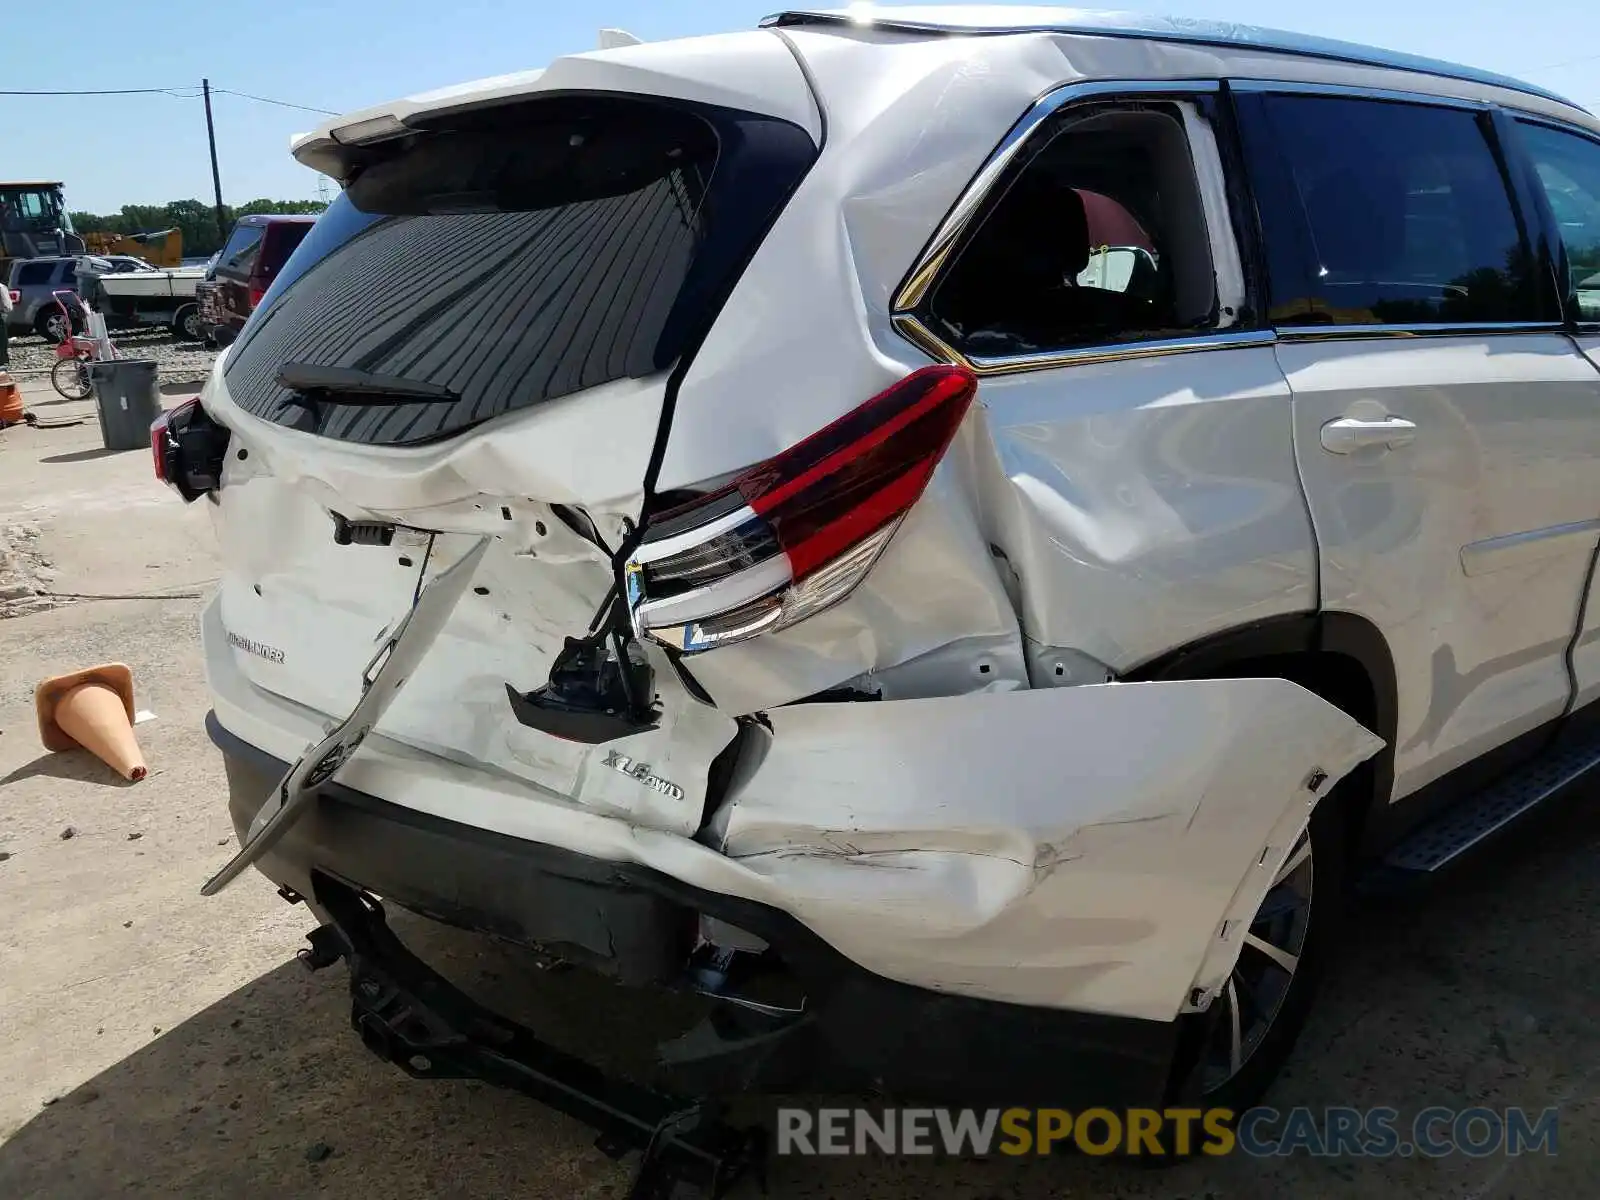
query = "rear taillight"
xmin=152 ymin=398 xmax=231 ymax=502
xmin=625 ymin=365 xmax=978 ymax=654
xmin=248 ymin=283 xmax=266 ymax=309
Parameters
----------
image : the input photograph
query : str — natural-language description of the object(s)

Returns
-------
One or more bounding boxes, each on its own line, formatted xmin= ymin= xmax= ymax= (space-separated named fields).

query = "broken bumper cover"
xmin=213 ymin=713 xmax=1183 ymax=1106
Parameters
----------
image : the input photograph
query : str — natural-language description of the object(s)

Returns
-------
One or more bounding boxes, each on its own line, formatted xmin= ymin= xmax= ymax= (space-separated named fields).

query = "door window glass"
xmin=1248 ymin=95 xmax=1542 ymax=325
xmin=1516 ymin=121 xmax=1600 ymax=321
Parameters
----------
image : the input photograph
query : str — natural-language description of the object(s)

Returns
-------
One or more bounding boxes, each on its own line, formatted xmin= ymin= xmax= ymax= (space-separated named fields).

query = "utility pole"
xmin=202 ymin=79 xmax=227 ymax=246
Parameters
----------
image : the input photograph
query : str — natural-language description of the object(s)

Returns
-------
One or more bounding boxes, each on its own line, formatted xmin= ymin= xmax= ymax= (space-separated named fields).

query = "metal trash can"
xmin=88 ymin=359 xmax=162 ymax=452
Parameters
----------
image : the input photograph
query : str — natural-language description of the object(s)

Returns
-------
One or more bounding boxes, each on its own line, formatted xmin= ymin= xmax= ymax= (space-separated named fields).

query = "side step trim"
xmin=309 ymin=871 xmax=766 ymax=1200
xmin=1381 ymin=729 xmax=1600 ymax=873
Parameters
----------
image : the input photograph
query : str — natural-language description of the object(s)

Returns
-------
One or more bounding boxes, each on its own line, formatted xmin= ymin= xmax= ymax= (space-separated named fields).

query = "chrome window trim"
xmin=1275 ymin=322 xmax=1568 ymax=342
xmin=890 ymin=76 xmax=1580 ymax=379
xmin=892 ymin=79 xmax=1220 ymax=313
xmin=1228 ymin=79 xmax=1489 ymax=111
xmin=893 ymin=315 xmax=1278 ymax=375
xmin=1512 ymin=114 xmax=1600 ymax=144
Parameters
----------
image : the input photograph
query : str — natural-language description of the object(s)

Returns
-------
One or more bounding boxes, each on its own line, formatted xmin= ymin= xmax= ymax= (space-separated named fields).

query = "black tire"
xmin=35 ymin=307 xmax=71 ymax=344
xmin=1174 ymin=786 xmax=1348 ymax=1115
xmin=173 ymin=303 xmax=205 ymax=342
xmin=50 ymin=356 xmax=93 ymax=401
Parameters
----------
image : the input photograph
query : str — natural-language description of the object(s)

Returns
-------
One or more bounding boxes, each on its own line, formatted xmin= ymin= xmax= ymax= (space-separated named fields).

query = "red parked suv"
xmin=196 ymin=214 xmax=315 ymax=346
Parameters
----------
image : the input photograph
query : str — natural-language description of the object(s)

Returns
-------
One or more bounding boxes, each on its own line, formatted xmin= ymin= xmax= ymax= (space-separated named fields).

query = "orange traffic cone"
xmin=0 ymin=372 xmax=22 ymax=425
xmin=35 ymin=663 xmax=147 ymax=782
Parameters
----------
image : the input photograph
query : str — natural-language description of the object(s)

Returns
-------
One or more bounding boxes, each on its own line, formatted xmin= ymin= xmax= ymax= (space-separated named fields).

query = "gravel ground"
xmin=6 ymin=329 xmax=217 ymax=388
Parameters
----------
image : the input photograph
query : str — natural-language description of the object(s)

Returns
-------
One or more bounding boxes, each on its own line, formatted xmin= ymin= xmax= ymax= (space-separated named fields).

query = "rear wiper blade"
xmin=276 ymin=362 xmax=459 ymax=406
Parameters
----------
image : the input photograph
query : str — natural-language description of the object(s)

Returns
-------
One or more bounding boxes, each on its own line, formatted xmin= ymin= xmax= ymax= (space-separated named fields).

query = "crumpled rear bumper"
xmin=208 ymin=593 xmax=1382 ymax=1027
xmin=713 ymin=677 xmax=1384 ymax=1023
xmin=213 ymin=714 xmax=1182 ymax=1106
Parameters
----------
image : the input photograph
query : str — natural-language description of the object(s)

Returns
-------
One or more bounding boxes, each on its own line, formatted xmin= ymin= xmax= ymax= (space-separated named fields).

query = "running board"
xmin=1380 ymin=728 xmax=1600 ymax=874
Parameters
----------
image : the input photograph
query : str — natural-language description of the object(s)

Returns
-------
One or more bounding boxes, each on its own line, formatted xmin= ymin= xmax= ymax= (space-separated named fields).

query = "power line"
xmin=212 ymin=88 xmax=337 ymax=116
xmin=0 ymin=86 xmax=194 ymax=96
xmin=0 ymin=83 xmax=334 ymax=113
xmin=1525 ymin=52 xmax=1600 ymax=73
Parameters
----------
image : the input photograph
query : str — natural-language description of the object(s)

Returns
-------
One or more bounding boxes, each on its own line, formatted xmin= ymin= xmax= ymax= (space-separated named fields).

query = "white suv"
xmin=157 ymin=4 xmax=1600 ymax=1150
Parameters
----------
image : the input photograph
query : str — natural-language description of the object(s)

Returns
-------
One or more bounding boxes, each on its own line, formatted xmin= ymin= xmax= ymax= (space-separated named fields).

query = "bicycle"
xmin=48 ymin=290 xmax=117 ymax=401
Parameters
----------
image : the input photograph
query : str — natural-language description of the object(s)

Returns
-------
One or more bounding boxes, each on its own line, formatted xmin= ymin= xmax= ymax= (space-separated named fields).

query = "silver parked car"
xmin=5 ymin=256 xmax=82 ymax=340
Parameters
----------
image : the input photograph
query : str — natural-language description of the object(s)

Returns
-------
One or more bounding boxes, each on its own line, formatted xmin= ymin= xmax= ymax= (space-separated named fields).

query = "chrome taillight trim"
xmin=630 ymin=501 xmax=764 ymax=566
xmin=643 ymin=521 xmax=903 ymax=654
xmin=630 ymin=552 xmax=794 ymax=639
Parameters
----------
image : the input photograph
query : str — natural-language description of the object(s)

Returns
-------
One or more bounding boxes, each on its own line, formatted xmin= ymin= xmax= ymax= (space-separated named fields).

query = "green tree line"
xmin=69 ymin=198 xmax=327 ymax=258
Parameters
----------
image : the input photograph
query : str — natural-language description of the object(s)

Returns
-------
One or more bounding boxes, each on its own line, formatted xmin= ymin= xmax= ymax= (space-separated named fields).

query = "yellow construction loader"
xmin=82 ymin=227 xmax=184 ymax=267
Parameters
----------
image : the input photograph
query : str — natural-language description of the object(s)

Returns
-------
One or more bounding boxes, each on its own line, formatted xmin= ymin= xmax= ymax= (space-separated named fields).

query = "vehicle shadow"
xmin=2 ymin=793 xmax=1598 ymax=1200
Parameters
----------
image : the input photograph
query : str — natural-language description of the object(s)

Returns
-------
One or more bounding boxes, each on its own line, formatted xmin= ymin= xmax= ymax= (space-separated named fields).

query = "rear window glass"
xmin=15 ymin=261 xmax=53 ymax=286
xmin=223 ymin=93 xmax=815 ymax=446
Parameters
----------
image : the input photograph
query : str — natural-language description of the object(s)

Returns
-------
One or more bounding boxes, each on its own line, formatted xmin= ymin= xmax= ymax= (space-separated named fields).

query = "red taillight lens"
xmin=248 ymin=283 xmax=266 ymax=309
xmin=150 ymin=411 xmax=172 ymax=484
xmin=152 ymin=398 xmax=231 ymax=502
xmin=627 ymin=365 xmax=978 ymax=653
xmin=736 ymin=365 xmax=978 ymax=579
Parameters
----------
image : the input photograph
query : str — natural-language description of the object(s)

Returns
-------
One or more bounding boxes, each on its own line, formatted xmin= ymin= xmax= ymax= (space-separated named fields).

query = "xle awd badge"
xmin=602 ymin=751 xmax=685 ymax=802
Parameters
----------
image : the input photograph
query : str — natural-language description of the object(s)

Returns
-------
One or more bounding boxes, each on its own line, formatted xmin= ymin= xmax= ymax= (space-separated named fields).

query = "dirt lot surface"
xmin=2 ymin=373 xmax=1598 ymax=1198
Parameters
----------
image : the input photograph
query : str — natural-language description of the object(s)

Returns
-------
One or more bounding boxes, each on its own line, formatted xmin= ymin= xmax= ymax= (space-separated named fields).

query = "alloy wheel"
xmin=1199 ymin=826 xmax=1315 ymax=1093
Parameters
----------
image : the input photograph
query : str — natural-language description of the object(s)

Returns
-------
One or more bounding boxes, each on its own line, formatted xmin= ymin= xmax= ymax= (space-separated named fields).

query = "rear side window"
xmin=217 ymin=225 xmax=266 ymax=278
xmin=1241 ymin=95 xmax=1544 ymax=325
xmin=1515 ymin=120 xmax=1600 ymax=322
xmin=224 ymin=93 xmax=816 ymax=446
xmin=15 ymin=262 xmax=52 ymax=286
xmin=922 ymin=97 xmax=1231 ymax=358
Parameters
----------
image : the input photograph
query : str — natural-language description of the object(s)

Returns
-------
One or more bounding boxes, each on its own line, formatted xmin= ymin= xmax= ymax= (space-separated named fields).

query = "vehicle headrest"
xmin=969 ymin=172 xmax=1092 ymax=283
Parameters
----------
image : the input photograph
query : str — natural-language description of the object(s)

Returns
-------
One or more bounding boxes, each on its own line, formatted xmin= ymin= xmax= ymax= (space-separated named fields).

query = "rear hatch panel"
xmin=205 ymin=45 xmax=818 ymax=836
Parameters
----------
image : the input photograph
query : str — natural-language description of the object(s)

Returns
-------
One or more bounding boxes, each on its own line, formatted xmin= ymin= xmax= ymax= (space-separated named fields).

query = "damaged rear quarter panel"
xmin=657 ymin=32 xmax=1315 ymax=706
xmin=713 ymin=676 xmax=1382 ymax=1021
xmin=974 ymin=349 xmax=1318 ymax=674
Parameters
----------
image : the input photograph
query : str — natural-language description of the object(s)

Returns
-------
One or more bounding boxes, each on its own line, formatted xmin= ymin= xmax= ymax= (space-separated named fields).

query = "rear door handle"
xmin=1320 ymin=416 xmax=1417 ymax=455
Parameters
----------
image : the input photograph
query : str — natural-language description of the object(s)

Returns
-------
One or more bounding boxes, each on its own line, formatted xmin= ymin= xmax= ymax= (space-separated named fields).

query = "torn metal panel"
xmin=714 ymin=677 xmax=1382 ymax=1022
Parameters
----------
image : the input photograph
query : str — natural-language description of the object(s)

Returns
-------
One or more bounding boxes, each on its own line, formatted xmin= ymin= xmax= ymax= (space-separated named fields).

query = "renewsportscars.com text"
xmin=775 ymin=1106 xmax=1559 ymax=1159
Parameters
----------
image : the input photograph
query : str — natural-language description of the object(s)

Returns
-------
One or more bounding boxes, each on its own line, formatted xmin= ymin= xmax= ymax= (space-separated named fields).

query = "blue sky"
xmin=5 ymin=0 xmax=1598 ymax=214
